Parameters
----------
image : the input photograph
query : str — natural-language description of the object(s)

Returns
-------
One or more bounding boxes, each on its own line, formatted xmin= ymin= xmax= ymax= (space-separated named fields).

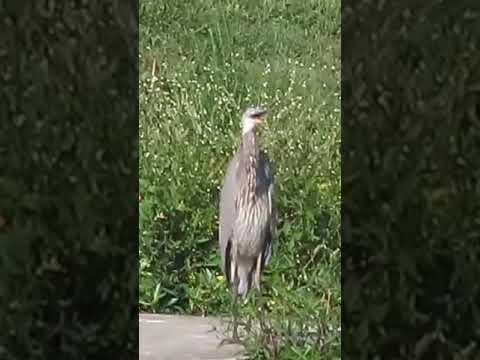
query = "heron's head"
xmin=241 ymin=106 xmax=268 ymax=134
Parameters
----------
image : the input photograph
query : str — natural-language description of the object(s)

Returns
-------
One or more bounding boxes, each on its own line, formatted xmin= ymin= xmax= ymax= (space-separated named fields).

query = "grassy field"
xmin=139 ymin=0 xmax=340 ymax=358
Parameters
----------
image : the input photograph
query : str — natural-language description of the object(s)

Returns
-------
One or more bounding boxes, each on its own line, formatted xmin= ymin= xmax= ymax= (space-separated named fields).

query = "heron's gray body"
xmin=219 ymin=108 xmax=276 ymax=298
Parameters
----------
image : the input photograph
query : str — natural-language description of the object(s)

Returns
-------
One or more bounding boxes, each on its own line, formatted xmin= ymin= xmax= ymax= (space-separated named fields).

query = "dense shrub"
xmin=1 ymin=2 xmax=138 ymax=359
xmin=343 ymin=2 xmax=480 ymax=358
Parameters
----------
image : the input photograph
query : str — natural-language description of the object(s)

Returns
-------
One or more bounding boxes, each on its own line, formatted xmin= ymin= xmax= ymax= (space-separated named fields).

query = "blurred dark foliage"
xmin=342 ymin=1 xmax=480 ymax=359
xmin=0 ymin=2 xmax=138 ymax=359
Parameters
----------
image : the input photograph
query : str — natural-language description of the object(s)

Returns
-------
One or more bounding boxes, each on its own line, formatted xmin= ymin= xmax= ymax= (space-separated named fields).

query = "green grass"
xmin=139 ymin=0 xmax=340 ymax=358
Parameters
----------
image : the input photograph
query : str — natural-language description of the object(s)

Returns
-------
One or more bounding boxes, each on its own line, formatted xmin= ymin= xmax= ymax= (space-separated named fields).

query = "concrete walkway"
xmin=139 ymin=313 xmax=247 ymax=360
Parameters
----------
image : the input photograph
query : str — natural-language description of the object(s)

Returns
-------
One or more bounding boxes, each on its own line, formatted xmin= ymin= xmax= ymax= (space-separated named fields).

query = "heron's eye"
xmin=251 ymin=112 xmax=266 ymax=119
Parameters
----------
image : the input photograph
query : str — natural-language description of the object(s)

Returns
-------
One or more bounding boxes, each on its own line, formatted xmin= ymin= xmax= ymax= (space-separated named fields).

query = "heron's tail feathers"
xmin=232 ymin=257 xmax=257 ymax=297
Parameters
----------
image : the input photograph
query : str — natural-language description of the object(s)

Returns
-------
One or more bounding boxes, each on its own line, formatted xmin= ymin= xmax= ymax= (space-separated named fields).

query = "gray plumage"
xmin=219 ymin=106 xmax=277 ymax=298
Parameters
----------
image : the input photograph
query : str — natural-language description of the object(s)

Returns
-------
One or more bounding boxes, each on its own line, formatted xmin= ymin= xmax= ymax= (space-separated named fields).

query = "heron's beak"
xmin=254 ymin=116 xmax=266 ymax=125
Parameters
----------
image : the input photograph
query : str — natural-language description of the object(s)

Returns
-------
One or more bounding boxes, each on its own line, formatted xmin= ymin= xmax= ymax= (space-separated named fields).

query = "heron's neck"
xmin=242 ymin=122 xmax=256 ymax=135
xmin=241 ymin=130 xmax=259 ymax=158
xmin=240 ymin=130 xmax=260 ymax=198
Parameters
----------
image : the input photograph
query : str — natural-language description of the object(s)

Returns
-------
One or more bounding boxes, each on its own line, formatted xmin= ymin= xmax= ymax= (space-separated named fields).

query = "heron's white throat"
xmin=242 ymin=119 xmax=256 ymax=134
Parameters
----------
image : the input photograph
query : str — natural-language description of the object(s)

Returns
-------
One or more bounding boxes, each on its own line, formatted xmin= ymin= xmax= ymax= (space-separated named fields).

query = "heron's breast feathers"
xmin=233 ymin=192 xmax=272 ymax=256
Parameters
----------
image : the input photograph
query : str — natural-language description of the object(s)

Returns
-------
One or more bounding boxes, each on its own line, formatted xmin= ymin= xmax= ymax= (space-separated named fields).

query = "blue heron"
xmin=219 ymin=106 xmax=277 ymax=342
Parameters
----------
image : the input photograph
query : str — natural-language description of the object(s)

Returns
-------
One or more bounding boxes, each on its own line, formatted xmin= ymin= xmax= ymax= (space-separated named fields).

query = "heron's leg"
xmin=245 ymin=254 xmax=263 ymax=332
xmin=254 ymin=254 xmax=262 ymax=291
xmin=256 ymin=254 xmax=269 ymax=329
xmin=231 ymin=256 xmax=240 ymax=341
xmin=218 ymin=262 xmax=243 ymax=347
xmin=218 ymin=293 xmax=243 ymax=347
xmin=232 ymin=292 xmax=240 ymax=341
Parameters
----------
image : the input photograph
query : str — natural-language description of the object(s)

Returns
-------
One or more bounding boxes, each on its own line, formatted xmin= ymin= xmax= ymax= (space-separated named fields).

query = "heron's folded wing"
xmin=219 ymin=153 xmax=239 ymax=275
xmin=259 ymin=150 xmax=277 ymax=266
